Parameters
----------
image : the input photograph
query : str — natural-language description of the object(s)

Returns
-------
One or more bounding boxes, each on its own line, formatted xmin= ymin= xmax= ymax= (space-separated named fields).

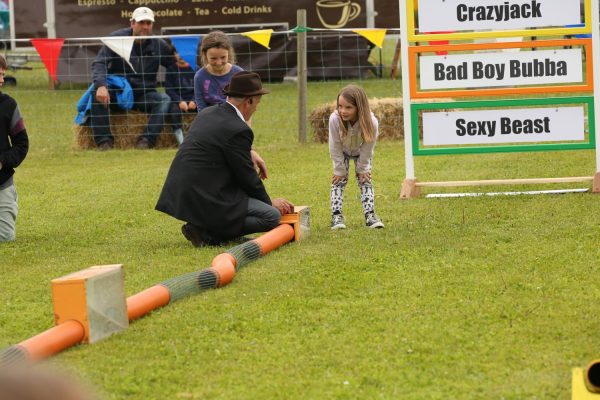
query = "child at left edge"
xmin=328 ymin=84 xmax=384 ymax=230
xmin=0 ymin=54 xmax=29 ymax=242
xmin=164 ymin=42 xmax=196 ymax=145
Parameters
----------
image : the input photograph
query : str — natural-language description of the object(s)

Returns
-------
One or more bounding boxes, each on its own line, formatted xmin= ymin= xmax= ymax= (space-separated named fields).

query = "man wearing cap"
xmin=89 ymin=7 xmax=176 ymax=150
xmin=155 ymin=71 xmax=294 ymax=246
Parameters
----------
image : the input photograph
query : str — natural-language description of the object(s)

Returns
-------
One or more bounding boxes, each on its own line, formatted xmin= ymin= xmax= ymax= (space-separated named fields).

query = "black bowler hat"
xmin=222 ymin=71 xmax=270 ymax=97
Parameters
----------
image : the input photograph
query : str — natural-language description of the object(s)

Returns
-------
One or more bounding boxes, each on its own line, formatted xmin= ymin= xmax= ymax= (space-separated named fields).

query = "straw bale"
xmin=310 ymin=97 xmax=454 ymax=143
xmin=73 ymin=110 xmax=196 ymax=150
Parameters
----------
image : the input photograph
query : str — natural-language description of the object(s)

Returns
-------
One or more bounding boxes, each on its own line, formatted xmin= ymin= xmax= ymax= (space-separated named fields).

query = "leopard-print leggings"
xmin=330 ymin=155 xmax=375 ymax=215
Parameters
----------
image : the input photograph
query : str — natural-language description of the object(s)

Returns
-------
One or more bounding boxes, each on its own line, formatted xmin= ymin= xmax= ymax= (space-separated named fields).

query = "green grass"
xmin=1 ymin=63 xmax=599 ymax=400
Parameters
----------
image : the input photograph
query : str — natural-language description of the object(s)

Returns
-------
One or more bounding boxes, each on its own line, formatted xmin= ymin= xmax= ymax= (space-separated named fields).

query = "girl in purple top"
xmin=194 ymin=31 xmax=244 ymax=111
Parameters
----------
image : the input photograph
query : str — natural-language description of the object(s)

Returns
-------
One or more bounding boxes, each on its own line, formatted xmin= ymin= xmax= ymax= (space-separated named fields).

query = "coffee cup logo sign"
xmin=316 ymin=0 xmax=362 ymax=28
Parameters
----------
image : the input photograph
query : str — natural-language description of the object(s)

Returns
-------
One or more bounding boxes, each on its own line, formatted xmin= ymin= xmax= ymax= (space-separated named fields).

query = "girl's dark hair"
xmin=0 ymin=55 xmax=7 ymax=70
xmin=199 ymin=30 xmax=236 ymax=66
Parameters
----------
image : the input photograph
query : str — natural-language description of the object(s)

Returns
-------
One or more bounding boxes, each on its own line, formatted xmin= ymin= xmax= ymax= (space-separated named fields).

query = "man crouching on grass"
xmin=0 ymin=55 xmax=28 ymax=242
xmin=155 ymin=71 xmax=293 ymax=246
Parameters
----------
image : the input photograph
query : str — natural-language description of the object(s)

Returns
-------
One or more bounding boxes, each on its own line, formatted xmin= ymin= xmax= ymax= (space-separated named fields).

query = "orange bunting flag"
xmin=30 ymin=38 xmax=65 ymax=82
xmin=352 ymin=29 xmax=387 ymax=48
xmin=241 ymin=29 xmax=273 ymax=49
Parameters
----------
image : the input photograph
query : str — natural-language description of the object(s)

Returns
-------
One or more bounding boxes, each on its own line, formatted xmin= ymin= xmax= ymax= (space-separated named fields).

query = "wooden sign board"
xmin=406 ymin=0 xmax=591 ymax=41
xmin=409 ymin=39 xmax=593 ymax=98
xmin=418 ymin=0 xmax=582 ymax=33
xmin=420 ymin=48 xmax=583 ymax=90
xmin=410 ymin=97 xmax=595 ymax=155
xmin=422 ymin=106 xmax=584 ymax=146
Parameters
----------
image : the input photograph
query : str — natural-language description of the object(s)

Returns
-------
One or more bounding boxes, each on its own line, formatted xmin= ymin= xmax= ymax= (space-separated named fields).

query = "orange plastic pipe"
xmin=208 ymin=265 xmax=236 ymax=287
xmin=6 ymin=224 xmax=295 ymax=364
xmin=126 ymin=285 xmax=171 ymax=321
xmin=18 ymin=320 xmax=85 ymax=361
xmin=211 ymin=253 xmax=237 ymax=269
xmin=210 ymin=253 xmax=237 ymax=287
xmin=253 ymin=224 xmax=295 ymax=255
xmin=585 ymin=360 xmax=600 ymax=393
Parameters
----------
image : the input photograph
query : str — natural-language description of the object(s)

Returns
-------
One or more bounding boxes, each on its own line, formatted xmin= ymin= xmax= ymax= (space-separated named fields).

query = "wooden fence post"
xmin=297 ymin=9 xmax=307 ymax=143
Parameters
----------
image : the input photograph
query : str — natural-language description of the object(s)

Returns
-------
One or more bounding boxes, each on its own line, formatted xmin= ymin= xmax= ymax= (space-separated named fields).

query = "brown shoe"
xmin=135 ymin=137 xmax=150 ymax=150
xmin=181 ymin=224 xmax=207 ymax=247
xmin=97 ymin=141 xmax=113 ymax=151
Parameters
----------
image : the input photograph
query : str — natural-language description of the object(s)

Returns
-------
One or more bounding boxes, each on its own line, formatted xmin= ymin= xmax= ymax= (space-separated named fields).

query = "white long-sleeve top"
xmin=328 ymin=111 xmax=379 ymax=176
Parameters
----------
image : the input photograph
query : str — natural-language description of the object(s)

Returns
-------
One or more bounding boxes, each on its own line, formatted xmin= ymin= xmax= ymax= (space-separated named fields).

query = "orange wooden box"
xmin=280 ymin=206 xmax=310 ymax=242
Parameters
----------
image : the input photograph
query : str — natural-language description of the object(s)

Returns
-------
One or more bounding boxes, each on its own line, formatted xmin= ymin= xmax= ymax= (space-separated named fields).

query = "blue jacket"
xmin=165 ymin=63 xmax=195 ymax=103
xmin=75 ymin=75 xmax=133 ymax=125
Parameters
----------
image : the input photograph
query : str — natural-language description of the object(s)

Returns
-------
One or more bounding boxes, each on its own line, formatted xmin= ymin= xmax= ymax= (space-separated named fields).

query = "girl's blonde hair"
xmin=336 ymin=85 xmax=375 ymax=143
xmin=199 ymin=30 xmax=236 ymax=67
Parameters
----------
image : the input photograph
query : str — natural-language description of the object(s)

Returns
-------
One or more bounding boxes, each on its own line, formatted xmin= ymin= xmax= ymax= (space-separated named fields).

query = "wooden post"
xmin=297 ymin=9 xmax=308 ymax=143
xmin=400 ymin=178 xmax=420 ymax=199
xmin=593 ymin=172 xmax=600 ymax=193
xmin=592 ymin=0 xmax=600 ymax=191
xmin=390 ymin=39 xmax=401 ymax=79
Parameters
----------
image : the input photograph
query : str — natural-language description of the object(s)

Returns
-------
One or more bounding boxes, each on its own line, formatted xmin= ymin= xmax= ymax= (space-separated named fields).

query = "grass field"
xmin=0 ymin=56 xmax=599 ymax=399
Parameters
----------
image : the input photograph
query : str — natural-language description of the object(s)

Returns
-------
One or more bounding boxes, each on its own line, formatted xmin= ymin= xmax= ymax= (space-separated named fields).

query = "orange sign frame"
xmin=409 ymin=39 xmax=594 ymax=99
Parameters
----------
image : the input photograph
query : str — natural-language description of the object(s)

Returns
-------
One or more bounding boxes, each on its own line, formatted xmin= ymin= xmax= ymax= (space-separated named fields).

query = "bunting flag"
xmin=170 ymin=35 xmax=200 ymax=70
xmin=100 ymin=36 xmax=136 ymax=72
xmin=241 ymin=29 xmax=273 ymax=49
xmin=423 ymin=31 xmax=453 ymax=55
xmin=30 ymin=38 xmax=65 ymax=82
xmin=352 ymin=29 xmax=387 ymax=49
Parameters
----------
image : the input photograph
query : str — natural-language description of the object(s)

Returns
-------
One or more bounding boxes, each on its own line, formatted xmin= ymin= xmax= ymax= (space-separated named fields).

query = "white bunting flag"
xmin=101 ymin=36 xmax=136 ymax=72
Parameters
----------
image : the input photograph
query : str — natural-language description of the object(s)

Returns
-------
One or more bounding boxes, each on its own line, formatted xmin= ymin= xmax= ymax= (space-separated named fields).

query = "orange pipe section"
xmin=8 ymin=224 xmax=296 ymax=364
xmin=126 ymin=285 xmax=171 ymax=321
xmin=408 ymin=39 xmax=594 ymax=99
xmin=18 ymin=320 xmax=85 ymax=361
xmin=209 ymin=265 xmax=236 ymax=287
xmin=211 ymin=253 xmax=237 ymax=269
xmin=211 ymin=253 xmax=237 ymax=287
xmin=253 ymin=224 xmax=295 ymax=255
xmin=585 ymin=360 xmax=600 ymax=393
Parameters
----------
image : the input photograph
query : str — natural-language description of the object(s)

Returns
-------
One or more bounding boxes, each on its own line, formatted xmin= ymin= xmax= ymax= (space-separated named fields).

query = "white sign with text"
xmin=422 ymin=106 xmax=584 ymax=146
xmin=419 ymin=49 xmax=584 ymax=90
xmin=418 ymin=0 xmax=582 ymax=32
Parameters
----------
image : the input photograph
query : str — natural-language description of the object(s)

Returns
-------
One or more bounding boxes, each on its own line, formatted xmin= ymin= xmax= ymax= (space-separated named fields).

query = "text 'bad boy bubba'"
xmin=420 ymin=49 xmax=583 ymax=90
xmin=418 ymin=0 xmax=581 ymax=32
xmin=422 ymin=107 xmax=584 ymax=146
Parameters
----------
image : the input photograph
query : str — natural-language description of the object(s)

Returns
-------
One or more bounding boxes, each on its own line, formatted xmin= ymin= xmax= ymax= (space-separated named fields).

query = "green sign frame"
xmin=410 ymin=97 xmax=596 ymax=156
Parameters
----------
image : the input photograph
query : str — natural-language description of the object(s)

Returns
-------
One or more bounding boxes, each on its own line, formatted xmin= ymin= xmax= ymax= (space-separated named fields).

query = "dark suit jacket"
xmin=155 ymin=102 xmax=271 ymax=240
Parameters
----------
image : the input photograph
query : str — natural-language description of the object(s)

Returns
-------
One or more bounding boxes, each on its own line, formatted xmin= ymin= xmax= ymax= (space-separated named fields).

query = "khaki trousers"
xmin=0 ymin=184 xmax=18 ymax=242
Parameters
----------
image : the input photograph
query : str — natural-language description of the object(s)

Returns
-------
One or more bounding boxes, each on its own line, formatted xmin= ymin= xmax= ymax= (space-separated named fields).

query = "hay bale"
xmin=73 ymin=110 xmax=197 ymax=150
xmin=309 ymin=97 xmax=453 ymax=143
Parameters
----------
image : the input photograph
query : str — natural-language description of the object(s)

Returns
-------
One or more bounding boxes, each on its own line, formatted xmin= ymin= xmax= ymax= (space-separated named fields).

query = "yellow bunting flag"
xmin=352 ymin=29 xmax=387 ymax=48
xmin=241 ymin=29 xmax=273 ymax=49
